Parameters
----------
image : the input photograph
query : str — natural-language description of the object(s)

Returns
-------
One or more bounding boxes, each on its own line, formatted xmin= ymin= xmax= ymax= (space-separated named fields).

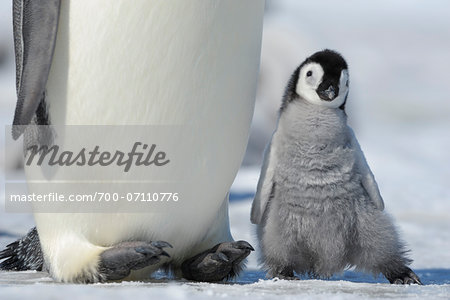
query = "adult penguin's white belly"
xmin=30 ymin=0 xmax=264 ymax=282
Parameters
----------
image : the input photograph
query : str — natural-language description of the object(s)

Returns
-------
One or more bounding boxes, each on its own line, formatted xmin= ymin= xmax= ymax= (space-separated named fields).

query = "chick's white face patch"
xmin=296 ymin=63 xmax=324 ymax=106
xmin=296 ymin=63 xmax=349 ymax=108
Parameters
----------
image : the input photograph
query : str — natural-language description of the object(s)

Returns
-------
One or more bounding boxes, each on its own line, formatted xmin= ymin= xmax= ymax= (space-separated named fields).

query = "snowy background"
xmin=1 ymin=0 xmax=450 ymax=299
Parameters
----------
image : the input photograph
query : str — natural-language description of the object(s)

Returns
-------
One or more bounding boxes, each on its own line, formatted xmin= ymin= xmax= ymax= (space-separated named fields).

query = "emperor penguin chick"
xmin=251 ymin=49 xmax=421 ymax=285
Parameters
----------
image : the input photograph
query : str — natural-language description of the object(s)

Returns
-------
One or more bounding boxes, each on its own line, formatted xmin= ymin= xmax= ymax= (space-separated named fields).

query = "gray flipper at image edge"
xmin=12 ymin=0 xmax=61 ymax=139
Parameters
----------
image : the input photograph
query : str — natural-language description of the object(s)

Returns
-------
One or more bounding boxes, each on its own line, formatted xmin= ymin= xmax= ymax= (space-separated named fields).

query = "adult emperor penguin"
xmin=251 ymin=50 xmax=422 ymax=284
xmin=0 ymin=0 xmax=265 ymax=283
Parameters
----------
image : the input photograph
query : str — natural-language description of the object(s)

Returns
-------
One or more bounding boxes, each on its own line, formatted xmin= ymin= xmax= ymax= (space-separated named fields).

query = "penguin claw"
xmin=408 ymin=270 xmax=422 ymax=285
xmin=181 ymin=240 xmax=254 ymax=282
xmin=232 ymin=240 xmax=255 ymax=251
xmin=216 ymin=241 xmax=254 ymax=262
xmin=386 ymin=267 xmax=422 ymax=285
xmin=151 ymin=241 xmax=173 ymax=249
xmin=393 ymin=276 xmax=421 ymax=285
xmin=268 ymin=267 xmax=297 ymax=280
xmin=134 ymin=246 xmax=170 ymax=258
xmin=212 ymin=252 xmax=229 ymax=263
xmin=160 ymin=251 xmax=171 ymax=258
xmin=99 ymin=240 xmax=171 ymax=281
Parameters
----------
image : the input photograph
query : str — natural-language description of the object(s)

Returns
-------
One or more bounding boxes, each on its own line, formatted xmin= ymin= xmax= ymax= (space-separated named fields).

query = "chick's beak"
xmin=317 ymin=85 xmax=337 ymax=101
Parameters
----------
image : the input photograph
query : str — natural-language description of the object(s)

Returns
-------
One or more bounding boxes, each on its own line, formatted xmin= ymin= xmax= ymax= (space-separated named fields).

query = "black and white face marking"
xmin=295 ymin=50 xmax=349 ymax=109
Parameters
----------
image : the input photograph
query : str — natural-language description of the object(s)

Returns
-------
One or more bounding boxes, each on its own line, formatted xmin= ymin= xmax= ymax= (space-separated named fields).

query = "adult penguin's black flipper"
xmin=12 ymin=0 xmax=61 ymax=139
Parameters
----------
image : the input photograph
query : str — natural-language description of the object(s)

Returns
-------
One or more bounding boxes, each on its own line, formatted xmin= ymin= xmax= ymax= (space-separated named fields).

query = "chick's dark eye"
xmin=306 ymin=71 xmax=313 ymax=77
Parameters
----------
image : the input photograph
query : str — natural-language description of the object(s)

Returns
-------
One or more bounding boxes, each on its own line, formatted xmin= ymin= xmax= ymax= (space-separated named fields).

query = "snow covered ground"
xmin=0 ymin=270 xmax=449 ymax=300
xmin=1 ymin=0 xmax=450 ymax=299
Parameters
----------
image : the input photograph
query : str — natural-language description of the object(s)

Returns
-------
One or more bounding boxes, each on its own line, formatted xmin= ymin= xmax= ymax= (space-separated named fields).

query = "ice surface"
xmin=0 ymin=269 xmax=449 ymax=300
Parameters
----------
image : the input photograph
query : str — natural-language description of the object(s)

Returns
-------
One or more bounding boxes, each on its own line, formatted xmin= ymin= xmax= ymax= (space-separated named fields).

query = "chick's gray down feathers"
xmin=251 ymin=50 xmax=421 ymax=284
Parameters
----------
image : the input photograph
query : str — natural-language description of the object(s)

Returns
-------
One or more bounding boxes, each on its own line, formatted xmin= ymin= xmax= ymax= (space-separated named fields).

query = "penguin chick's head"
xmin=288 ymin=49 xmax=349 ymax=109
